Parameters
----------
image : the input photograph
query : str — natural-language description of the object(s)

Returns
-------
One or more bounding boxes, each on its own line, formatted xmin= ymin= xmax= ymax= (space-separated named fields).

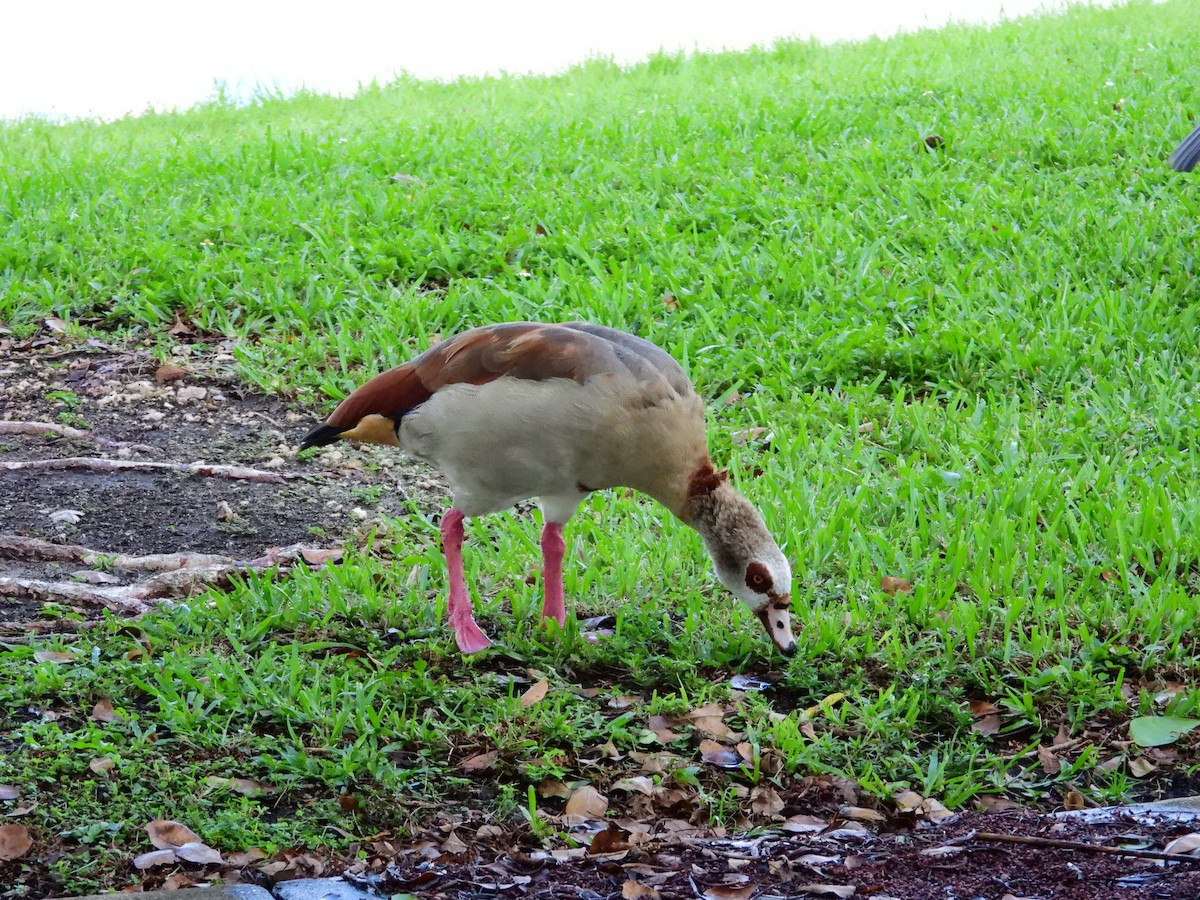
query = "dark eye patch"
xmin=745 ymin=561 xmax=773 ymax=592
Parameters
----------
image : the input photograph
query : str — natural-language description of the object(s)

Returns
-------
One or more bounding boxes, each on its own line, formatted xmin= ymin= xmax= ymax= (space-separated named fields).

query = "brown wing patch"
xmin=420 ymin=322 xmax=614 ymax=391
xmin=324 ymin=323 xmax=621 ymax=430
xmin=745 ymin=561 xmax=773 ymax=593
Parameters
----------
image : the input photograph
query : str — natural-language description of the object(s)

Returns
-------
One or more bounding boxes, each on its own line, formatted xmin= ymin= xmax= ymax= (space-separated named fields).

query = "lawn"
xmin=3 ymin=0 xmax=1200 ymax=895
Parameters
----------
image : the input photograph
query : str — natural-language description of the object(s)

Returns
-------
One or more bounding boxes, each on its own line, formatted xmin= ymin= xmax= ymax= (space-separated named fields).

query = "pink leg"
xmin=439 ymin=508 xmax=491 ymax=653
xmin=540 ymin=521 xmax=567 ymax=627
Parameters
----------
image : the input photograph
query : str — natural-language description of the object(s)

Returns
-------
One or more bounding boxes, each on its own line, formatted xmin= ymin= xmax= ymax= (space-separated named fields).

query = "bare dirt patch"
xmin=0 ymin=343 xmax=444 ymax=626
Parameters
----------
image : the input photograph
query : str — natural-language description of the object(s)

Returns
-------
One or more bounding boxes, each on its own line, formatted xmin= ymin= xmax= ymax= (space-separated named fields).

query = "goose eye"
xmin=744 ymin=562 xmax=773 ymax=593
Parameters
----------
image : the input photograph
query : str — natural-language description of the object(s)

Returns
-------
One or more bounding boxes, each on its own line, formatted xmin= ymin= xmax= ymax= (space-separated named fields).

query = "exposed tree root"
xmin=0 ymin=420 xmax=162 ymax=456
xmin=0 ymin=456 xmax=295 ymax=483
xmin=0 ymin=541 xmax=342 ymax=616
xmin=0 ymin=534 xmax=249 ymax=572
xmin=0 ymin=619 xmax=100 ymax=639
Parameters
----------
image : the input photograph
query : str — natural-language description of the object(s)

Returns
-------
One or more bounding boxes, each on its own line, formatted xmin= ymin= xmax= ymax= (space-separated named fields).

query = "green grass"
xmin=4 ymin=0 xmax=1200 ymax=894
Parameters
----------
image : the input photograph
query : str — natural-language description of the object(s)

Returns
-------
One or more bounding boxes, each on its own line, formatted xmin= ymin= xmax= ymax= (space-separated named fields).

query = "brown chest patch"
xmin=687 ymin=460 xmax=727 ymax=498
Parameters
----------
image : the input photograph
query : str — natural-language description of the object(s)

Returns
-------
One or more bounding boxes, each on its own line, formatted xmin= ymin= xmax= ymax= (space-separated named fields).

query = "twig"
xmin=0 ymin=420 xmax=162 ymax=456
xmin=0 ymin=456 xmax=294 ymax=483
xmin=974 ymin=831 xmax=1200 ymax=864
xmin=1002 ymin=738 xmax=1087 ymax=762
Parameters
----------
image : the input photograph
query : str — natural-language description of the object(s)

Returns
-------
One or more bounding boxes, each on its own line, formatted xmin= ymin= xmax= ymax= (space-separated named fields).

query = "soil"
xmin=350 ymin=811 xmax=1200 ymax=899
xmin=0 ymin=342 xmax=445 ymax=613
xmin=111 ymin=809 xmax=1200 ymax=900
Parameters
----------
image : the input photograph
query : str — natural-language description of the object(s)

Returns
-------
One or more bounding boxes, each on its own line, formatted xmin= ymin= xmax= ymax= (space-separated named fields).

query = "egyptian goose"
xmin=1171 ymin=121 xmax=1200 ymax=172
xmin=300 ymin=322 xmax=796 ymax=656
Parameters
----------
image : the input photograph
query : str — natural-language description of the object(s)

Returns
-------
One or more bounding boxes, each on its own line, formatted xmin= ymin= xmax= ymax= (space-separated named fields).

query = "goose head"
xmin=684 ymin=464 xmax=797 ymax=655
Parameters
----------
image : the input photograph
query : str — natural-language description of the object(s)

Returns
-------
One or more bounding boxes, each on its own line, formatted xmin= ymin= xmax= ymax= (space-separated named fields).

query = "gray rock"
xmin=272 ymin=878 xmax=374 ymax=900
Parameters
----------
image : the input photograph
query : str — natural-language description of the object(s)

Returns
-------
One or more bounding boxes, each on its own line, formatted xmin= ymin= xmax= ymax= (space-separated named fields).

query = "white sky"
xmin=1 ymin=1 xmax=1117 ymax=121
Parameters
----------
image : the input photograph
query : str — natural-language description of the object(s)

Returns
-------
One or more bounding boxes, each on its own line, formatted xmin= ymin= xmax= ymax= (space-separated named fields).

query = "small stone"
xmin=177 ymin=386 xmax=208 ymax=403
xmin=261 ymin=456 xmax=286 ymax=470
xmin=49 ymin=509 xmax=83 ymax=525
xmin=144 ymin=410 xmax=165 ymax=423
xmin=216 ymin=501 xmax=237 ymax=522
xmin=274 ymin=878 xmax=374 ymax=900
xmin=349 ymin=507 xmax=369 ymax=521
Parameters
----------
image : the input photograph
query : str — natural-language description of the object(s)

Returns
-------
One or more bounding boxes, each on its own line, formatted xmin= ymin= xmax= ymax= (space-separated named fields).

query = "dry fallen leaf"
xmin=89 ymin=757 xmax=115 ymax=775
xmin=175 ymin=841 xmax=223 ymax=864
xmin=783 ymin=814 xmax=828 ymax=833
xmin=460 ymin=750 xmax=499 ymax=771
xmin=977 ymin=795 xmax=1021 ymax=813
xmin=224 ymin=848 xmax=268 ymax=866
xmin=441 ymin=831 xmax=468 ymax=855
xmin=972 ymin=714 xmax=1002 ymax=736
xmin=155 ymin=364 xmax=188 ymax=384
xmin=750 ymin=785 xmax=784 ymax=816
xmin=685 ymin=702 xmax=739 ymax=739
xmin=622 ymin=880 xmax=662 ymax=900
xmin=0 ymin=824 xmax=32 ymax=861
xmin=564 ymin=785 xmax=608 ymax=819
xmin=967 ymin=699 xmax=1000 ymax=717
xmin=133 ymin=848 xmax=179 ymax=869
xmin=894 ymin=790 xmax=923 ymax=812
xmin=43 ymin=317 xmax=68 ymax=334
xmin=1037 ymin=745 xmax=1061 ymax=775
xmin=700 ymin=739 xmax=743 ymax=769
xmin=33 ymin=651 xmax=78 ymax=664
xmin=91 ymin=699 xmax=120 ymax=723
xmin=1063 ymin=790 xmax=1087 ymax=811
xmin=611 ymin=775 xmax=655 ymax=796
xmin=648 ymin=715 xmax=686 ymax=743
xmin=146 ymin=819 xmax=202 ymax=850
xmin=796 ymin=853 xmax=842 ymax=868
xmin=589 ymin=825 xmax=631 ymax=856
xmin=921 ymin=798 xmax=955 ymax=823
xmin=519 ymin=679 xmax=549 ymax=708
xmin=537 ymin=777 xmax=573 ymax=798
xmin=1164 ymin=833 xmax=1200 ymax=856
xmin=168 ymin=311 xmax=196 ymax=336
xmin=840 ymin=806 xmax=886 ymax=824
xmin=1129 ymin=757 xmax=1156 ymax=778
xmin=299 ymin=548 xmax=342 ymax=565
xmin=879 ymin=576 xmax=912 ymax=594
xmin=162 ymin=873 xmax=199 ymax=890
xmin=0 ymin=786 xmax=18 ymax=801
xmin=803 ymin=692 xmax=846 ymax=718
